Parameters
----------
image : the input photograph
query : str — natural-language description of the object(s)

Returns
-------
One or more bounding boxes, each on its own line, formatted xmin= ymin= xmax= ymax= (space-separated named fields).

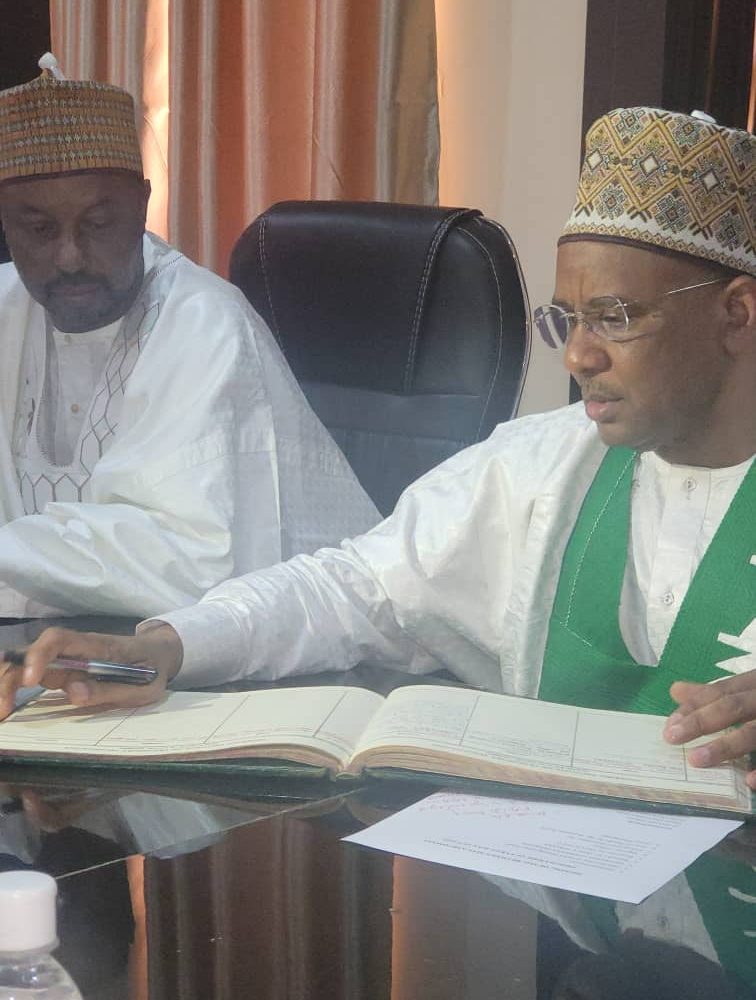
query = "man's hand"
xmin=663 ymin=671 xmax=756 ymax=789
xmin=0 ymin=625 xmax=183 ymax=721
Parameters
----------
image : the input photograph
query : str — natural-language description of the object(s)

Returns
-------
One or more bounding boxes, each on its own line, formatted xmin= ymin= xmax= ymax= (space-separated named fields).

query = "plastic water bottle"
xmin=0 ymin=871 xmax=82 ymax=999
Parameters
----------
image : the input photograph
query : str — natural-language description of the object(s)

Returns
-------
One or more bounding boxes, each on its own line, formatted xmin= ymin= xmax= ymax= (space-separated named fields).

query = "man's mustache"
xmin=46 ymin=275 xmax=107 ymax=295
xmin=577 ymin=379 xmax=616 ymax=398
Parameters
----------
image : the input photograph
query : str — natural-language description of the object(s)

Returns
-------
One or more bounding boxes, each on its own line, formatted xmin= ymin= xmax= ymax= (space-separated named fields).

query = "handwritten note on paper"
xmin=343 ymin=791 xmax=742 ymax=904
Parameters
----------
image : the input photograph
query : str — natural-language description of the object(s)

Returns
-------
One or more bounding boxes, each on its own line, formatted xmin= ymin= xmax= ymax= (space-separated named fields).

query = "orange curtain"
xmin=50 ymin=0 xmax=439 ymax=275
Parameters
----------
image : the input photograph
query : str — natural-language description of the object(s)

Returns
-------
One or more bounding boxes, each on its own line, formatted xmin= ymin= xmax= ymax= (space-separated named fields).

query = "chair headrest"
xmin=230 ymin=201 xmax=483 ymax=393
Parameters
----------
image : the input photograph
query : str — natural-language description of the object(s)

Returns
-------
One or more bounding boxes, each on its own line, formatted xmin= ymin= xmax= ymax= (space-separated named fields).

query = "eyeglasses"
xmin=534 ymin=277 xmax=729 ymax=348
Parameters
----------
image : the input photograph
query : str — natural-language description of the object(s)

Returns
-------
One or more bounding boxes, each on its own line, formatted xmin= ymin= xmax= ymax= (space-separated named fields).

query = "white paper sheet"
xmin=343 ymin=791 xmax=742 ymax=904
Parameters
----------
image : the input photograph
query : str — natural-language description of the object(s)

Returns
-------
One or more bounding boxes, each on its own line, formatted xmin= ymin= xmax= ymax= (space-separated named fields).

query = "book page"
xmin=0 ymin=687 xmax=385 ymax=769
xmin=349 ymin=686 xmax=751 ymax=809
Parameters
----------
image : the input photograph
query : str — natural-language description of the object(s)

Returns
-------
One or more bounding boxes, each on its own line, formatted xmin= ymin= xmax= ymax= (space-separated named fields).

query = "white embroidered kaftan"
xmin=152 ymin=403 xmax=755 ymax=971
xmin=0 ymin=234 xmax=379 ymax=617
xmin=155 ymin=404 xmax=754 ymax=692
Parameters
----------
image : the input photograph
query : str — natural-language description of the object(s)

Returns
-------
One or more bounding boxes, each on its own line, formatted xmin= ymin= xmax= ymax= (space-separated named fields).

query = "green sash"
xmin=539 ymin=448 xmax=756 ymax=986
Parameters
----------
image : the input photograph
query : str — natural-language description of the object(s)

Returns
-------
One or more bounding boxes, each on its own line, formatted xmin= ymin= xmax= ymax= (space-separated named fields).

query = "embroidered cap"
xmin=560 ymin=107 xmax=755 ymax=277
xmin=0 ymin=53 xmax=143 ymax=184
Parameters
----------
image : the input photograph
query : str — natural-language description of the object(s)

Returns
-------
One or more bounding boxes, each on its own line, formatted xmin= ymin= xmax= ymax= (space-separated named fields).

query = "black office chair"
xmin=0 ymin=227 xmax=10 ymax=265
xmin=230 ymin=201 xmax=531 ymax=516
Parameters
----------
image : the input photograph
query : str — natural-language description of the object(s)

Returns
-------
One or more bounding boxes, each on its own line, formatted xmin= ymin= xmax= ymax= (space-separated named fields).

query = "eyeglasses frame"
xmin=534 ymin=276 xmax=731 ymax=348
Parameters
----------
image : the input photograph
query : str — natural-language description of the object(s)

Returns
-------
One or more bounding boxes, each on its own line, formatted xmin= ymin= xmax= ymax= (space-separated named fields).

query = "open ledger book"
xmin=1 ymin=685 xmax=752 ymax=816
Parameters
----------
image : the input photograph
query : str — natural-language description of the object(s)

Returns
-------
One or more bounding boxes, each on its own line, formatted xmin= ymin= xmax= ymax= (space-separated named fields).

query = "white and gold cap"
xmin=561 ymin=107 xmax=755 ymax=276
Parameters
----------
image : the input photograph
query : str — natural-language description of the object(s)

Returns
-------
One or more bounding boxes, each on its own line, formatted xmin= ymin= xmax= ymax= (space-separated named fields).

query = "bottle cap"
xmin=0 ymin=871 xmax=58 ymax=952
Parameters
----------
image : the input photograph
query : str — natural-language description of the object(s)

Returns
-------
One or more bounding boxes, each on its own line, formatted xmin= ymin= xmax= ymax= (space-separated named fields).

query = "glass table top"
xmin=5 ymin=782 xmax=749 ymax=1000
xmin=0 ymin=619 xmax=754 ymax=998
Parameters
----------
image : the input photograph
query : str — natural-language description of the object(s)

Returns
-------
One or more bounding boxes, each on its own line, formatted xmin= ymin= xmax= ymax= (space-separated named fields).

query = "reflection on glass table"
xmin=0 ymin=617 xmax=754 ymax=997
xmin=0 ymin=782 xmax=752 ymax=999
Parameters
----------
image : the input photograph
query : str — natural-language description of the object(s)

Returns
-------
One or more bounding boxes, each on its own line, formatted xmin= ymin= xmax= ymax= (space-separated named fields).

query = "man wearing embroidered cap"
xmin=0 ymin=56 xmax=378 ymax=621
xmin=7 ymin=107 xmax=756 ymax=982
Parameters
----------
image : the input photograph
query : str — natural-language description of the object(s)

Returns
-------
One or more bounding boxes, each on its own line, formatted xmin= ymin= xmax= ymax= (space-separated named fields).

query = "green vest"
xmin=539 ymin=447 xmax=756 ymax=987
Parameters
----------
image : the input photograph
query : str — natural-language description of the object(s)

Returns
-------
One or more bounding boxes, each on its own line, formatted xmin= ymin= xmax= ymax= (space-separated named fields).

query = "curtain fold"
xmin=50 ymin=0 xmax=439 ymax=274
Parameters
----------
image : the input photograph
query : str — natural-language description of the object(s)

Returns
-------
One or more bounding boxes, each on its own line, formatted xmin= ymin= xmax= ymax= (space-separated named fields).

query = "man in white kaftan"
xmin=0 ymin=59 xmax=378 ymax=620
xmin=0 ymin=231 xmax=378 ymax=618
xmin=131 ymin=402 xmax=756 ymax=693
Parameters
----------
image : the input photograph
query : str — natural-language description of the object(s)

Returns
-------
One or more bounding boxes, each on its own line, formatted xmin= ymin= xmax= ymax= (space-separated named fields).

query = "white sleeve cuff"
xmin=138 ymin=600 xmax=252 ymax=689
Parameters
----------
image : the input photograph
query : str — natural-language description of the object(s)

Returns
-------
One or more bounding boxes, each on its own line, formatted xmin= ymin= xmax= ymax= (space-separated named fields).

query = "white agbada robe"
xmin=0 ymin=233 xmax=379 ymax=618
xmin=155 ymin=404 xmax=754 ymax=692
xmin=152 ymin=402 xmax=755 ymax=967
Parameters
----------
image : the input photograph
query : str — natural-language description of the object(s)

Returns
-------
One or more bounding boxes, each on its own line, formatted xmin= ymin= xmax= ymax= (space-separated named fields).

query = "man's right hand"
xmin=0 ymin=624 xmax=183 ymax=721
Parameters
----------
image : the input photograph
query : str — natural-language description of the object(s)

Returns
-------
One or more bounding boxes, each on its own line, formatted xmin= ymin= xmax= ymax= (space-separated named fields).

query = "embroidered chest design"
xmin=15 ymin=301 xmax=159 ymax=513
xmin=716 ymin=554 xmax=756 ymax=674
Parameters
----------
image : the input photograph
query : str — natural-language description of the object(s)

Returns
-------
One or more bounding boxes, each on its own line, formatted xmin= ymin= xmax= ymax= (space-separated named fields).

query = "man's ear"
xmin=722 ymin=275 xmax=756 ymax=355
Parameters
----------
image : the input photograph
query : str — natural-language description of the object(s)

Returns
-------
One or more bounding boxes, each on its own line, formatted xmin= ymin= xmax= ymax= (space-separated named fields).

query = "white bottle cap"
xmin=0 ymin=871 xmax=58 ymax=952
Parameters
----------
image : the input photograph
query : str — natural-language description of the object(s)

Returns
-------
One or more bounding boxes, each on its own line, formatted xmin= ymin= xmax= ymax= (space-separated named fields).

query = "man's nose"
xmin=563 ymin=319 xmax=611 ymax=379
xmin=53 ymin=232 xmax=86 ymax=274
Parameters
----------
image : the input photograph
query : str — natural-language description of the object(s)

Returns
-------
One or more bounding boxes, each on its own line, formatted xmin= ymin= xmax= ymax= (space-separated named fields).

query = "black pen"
xmin=3 ymin=650 xmax=157 ymax=686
